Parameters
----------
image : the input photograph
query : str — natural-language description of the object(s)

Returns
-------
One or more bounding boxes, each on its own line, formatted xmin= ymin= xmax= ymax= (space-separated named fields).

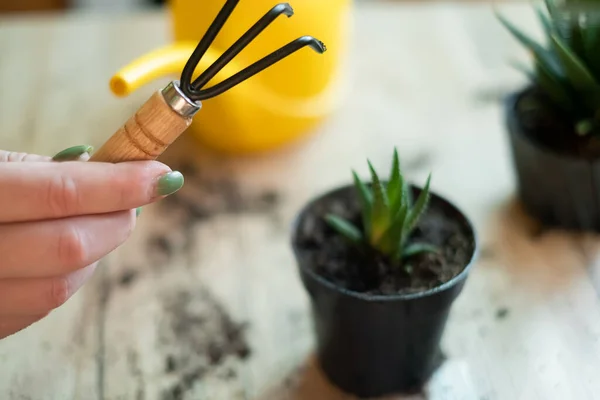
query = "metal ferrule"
xmin=161 ymin=81 xmax=202 ymax=118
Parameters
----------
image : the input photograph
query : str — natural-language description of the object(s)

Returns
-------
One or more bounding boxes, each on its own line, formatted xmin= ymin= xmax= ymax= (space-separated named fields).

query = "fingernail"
xmin=136 ymin=207 xmax=142 ymax=217
xmin=157 ymin=171 xmax=184 ymax=196
xmin=52 ymin=145 xmax=94 ymax=161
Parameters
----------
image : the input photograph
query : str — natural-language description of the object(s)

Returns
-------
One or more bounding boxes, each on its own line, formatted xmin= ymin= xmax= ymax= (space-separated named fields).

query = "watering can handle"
xmin=90 ymin=81 xmax=201 ymax=163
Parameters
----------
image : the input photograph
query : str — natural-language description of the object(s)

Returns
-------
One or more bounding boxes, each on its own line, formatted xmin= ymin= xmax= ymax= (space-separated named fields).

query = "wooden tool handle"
xmin=90 ymin=90 xmax=193 ymax=163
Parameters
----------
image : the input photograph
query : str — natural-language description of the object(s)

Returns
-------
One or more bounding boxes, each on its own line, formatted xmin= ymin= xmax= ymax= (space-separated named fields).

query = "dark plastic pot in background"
xmin=291 ymin=184 xmax=478 ymax=398
xmin=506 ymin=87 xmax=600 ymax=231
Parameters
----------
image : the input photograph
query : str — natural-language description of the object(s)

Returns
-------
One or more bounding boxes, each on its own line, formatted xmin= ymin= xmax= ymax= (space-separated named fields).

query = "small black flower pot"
xmin=505 ymin=86 xmax=600 ymax=231
xmin=291 ymin=184 xmax=477 ymax=398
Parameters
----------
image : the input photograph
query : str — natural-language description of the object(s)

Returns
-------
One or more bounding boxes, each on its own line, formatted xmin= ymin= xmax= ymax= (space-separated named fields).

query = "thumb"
xmin=0 ymin=145 xmax=93 ymax=163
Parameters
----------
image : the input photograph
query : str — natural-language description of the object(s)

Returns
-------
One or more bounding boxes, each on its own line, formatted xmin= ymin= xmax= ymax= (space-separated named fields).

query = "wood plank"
xmin=2 ymin=3 xmax=600 ymax=400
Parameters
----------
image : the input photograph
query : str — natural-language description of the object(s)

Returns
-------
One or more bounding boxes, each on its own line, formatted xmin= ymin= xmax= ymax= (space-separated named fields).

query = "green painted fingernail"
xmin=136 ymin=207 xmax=142 ymax=217
xmin=157 ymin=171 xmax=184 ymax=196
xmin=52 ymin=145 xmax=94 ymax=161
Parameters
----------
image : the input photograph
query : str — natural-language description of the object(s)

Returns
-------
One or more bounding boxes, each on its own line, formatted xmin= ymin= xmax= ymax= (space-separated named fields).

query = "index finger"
xmin=0 ymin=150 xmax=51 ymax=163
xmin=0 ymin=160 xmax=180 ymax=223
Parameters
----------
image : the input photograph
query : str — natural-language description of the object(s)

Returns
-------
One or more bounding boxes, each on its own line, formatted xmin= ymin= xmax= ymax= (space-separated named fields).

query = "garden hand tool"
xmin=90 ymin=0 xmax=326 ymax=163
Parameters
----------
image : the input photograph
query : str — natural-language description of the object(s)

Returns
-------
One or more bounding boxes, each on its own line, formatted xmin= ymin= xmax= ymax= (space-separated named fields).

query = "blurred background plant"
xmin=496 ymin=0 xmax=600 ymax=136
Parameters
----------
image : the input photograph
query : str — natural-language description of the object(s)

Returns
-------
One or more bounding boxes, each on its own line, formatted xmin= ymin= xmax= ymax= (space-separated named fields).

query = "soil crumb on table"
xmin=159 ymin=287 xmax=251 ymax=400
xmin=118 ymin=268 xmax=139 ymax=287
xmin=478 ymin=245 xmax=496 ymax=261
xmin=160 ymin=162 xmax=282 ymax=222
xmin=496 ymin=307 xmax=509 ymax=320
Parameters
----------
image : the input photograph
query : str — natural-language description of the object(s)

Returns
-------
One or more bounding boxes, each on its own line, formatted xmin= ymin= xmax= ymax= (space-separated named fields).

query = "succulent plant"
xmin=325 ymin=148 xmax=437 ymax=268
xmin=496 ymin=0 xmax=600 ymax=135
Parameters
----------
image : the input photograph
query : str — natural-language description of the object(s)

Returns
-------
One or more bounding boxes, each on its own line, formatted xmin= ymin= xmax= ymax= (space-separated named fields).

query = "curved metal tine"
xmin=189 ymin=36 xmax=326 ymax=101
xmin=180 ymin=0 xmax=239 ymax=93
xmin=191 ymin=3 xmax=294 ymax=91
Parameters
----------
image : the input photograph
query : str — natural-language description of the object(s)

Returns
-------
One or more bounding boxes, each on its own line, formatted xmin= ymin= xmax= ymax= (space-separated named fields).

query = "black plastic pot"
xmin=506 ymin=87 xmax=600 ymax=231
xmin=291 ymin=184 xmax=477 ymax=398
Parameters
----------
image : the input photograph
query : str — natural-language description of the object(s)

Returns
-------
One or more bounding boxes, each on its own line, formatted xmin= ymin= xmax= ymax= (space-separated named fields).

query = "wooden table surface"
xmin=3 ymin=2 xmax=600 ymax=400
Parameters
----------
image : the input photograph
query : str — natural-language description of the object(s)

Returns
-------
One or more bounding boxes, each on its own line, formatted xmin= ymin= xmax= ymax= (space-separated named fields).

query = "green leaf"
xmin=579 ymin=88 xmax=600 ymax=115
xmin=404 ymin=173 xmax=432 ymax=235
xmin=569 ymin=23 xmax=586 ymax=60
xmin=496 ymin=11 xmax=563 ymax=75
xmin=576 ymin=118 xmax=594 ymax=135
xmin=352 ymin=170 xmax=373 ymax=237
xmin=510 ymin=59 xmax=536 ymax=81
xmin=402 ymin=243 xmax=439 ymax=259
xmin=496 ymin=10 xmax=546 ymax=53
xmin=535 ymin=4 xmax=553 ymax=40
xmin=550 ymin=33 xmax=597 ymax=89
xmin=582 ymin=13 xmax=600 ymax=77
xmin=324 ymin=214 xmax=363 ymax=244
xmin=387 ymin=148 xmax=404 ymax=216
xmin=550 ymin=7 xmax=576 ymax=45
xmin=375 ymin=203 xmax=408 ymax=257
xmin=402 ymin=181 xmax=413 ymax=208
xmin=543 ymin=0 xmax=556 ymax=17
xmin=534 ymin=57 xmax=575 ymax=112
xmin=367 ymin=160 xmax=390 ymax=245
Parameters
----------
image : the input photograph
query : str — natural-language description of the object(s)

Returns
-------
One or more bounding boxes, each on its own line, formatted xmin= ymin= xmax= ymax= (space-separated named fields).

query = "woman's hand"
xmin=0 ymin=146 xmax=184 ymax=339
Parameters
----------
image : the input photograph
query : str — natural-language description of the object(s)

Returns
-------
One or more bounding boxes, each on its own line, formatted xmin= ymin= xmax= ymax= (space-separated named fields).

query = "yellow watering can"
xmin=109 ymin=0 xmax=352 ymax=154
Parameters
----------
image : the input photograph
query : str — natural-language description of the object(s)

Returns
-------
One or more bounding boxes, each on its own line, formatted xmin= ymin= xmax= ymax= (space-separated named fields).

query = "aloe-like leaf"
xmin=557 ymin=15 xmax=574 ymax=44
xmin=324 ymin=214 xmax=363 ymax=244
xmin=496 ymin=10 xmax=564 ymax=77
xmin=582 ymin=13 xmax=600 ymax=78
xmin=550 ymin=5 xmax=577 ymax=45
xmin=402 ymin=181 xmax=413 ymax=208
xmin=534 ymin=57 xmax=575 ymax=112
xmin=402 ymin=243 xmax=439 ymax=260
xmin=387 ymin=148 xmax=403 ymax=216
xmin=496 ymin=10 xmax=546 ymax=53
xmin=550 ymin=33 xmax=597 ymax=89
xmin=367 ymin=160 xmax=390 ymax=245
xmin=375 ymin=203 xmax=408 ymax=257
xmin=404 ymin=173 xmax=432 ymax=235
xmin=577 ymin=86 xmax=600 ymax=115
xmin=510 ymin=59 xmax=536 ymax=81
xmin=542 ymin=0 xmax=578 ymax=46
xmin=576 ymin=118 xmax=595 ymax=135
xmin=543 ymin=0 xmax=556 ymax=16
xmin=535 ymin=3 xmax=553 ymax=40
xmin=570 ymin=23 xmax=586 ymax=60
xmin=352 ymin=170 xmax=373 ymax=237
xmin=496 ymin=12 xmax=562 ymax=75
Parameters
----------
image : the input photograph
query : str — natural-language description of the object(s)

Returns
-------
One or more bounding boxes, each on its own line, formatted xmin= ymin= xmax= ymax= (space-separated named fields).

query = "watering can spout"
xmin=109 ymin=42 xmax=226 ymax=98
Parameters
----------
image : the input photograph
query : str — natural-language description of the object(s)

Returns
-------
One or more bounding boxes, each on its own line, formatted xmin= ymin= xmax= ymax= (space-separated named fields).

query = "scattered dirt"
xmin=118 ymin=269 xmax=139 ymax=287
xmin=165 ymin=355 xmax=177 ymax=373
xmin=294 ymin=187 xmax=475 ymax=295
xmin=478 ymin=245 xmax=496 ymax=261
xmin=160 ymin=162 xmax=282 ymax=223
xmin=127 ymin=350 xmax=145 ymax=400
xmin=221 ymin=368 xmax=237 ymax=380
xmin=158 ymin=287 xmax=251 ymax=400
xmin=105 ymin=160 xmax=270 ymax=399
xmin=148 ymin=235 xmax=174 ymax=258
xmin=496 ymin=308 xmax=509 ymax=320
